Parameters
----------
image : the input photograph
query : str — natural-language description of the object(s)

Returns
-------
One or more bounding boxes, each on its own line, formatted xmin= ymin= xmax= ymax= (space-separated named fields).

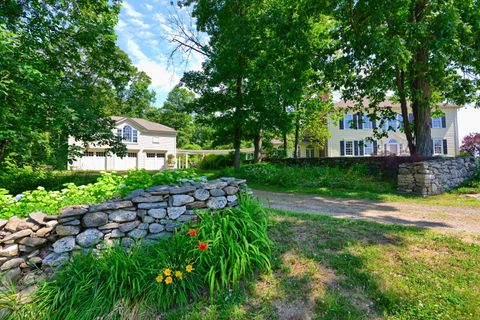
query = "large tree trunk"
xmin=396 ymin=69 xmax=416 ymax=155
xmin=294 ymin=113 xmax=300 ymax=158
xmin=282 ymin=104 xmax=288 ymax=158
xmin=253 ymin=130 xmax=262 ymax=163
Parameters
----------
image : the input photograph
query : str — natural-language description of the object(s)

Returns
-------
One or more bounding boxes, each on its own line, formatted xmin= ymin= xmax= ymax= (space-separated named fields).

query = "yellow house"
xmin=297 ymin=99 xmax=461 ymax=157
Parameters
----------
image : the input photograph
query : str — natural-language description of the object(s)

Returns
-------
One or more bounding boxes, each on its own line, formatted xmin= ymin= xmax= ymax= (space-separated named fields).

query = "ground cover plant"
xmin=0 ymin=169 xmax=200 ymax=219
xmin=2 ymin=196 xmax=271 ymax=319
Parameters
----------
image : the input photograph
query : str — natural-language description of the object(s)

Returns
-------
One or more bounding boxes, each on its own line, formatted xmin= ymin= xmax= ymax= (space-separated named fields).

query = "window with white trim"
xmin=83 ymin=151 xmax=94 ymax=157
xmin=306 ymin=147 xmax=314 ymax=158
xmin=120 ymin=125 xmax=138 ymax=143
xmin=95 ymin=152 xmax=106 ymax=157
xmin=363 ymin=115 xmax=372 ymax=129
xmin=344 ymin=114 xmax=354 ymax=130
xmin=345 ymin=141 xmax=354 ymax=156
xmin=364 ymin=141 xmax=374 ymax=156
xmin=296 ymin=145 xmax=301 ymax=157
xmin=432 ymin=139 xmax=443 ymax=155
xmin=432 ymin=117 xmax=442 ymax=128
xmin=127 ymin=153 xmax=137 ymax=158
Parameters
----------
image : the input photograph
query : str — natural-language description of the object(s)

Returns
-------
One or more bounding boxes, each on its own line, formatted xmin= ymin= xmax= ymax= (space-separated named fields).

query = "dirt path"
xmin=254 ymin=189 xmax=480 ymax=235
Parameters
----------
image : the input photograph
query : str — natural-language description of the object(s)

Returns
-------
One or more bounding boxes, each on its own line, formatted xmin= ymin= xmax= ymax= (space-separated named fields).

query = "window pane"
xmin=344 ymin=114 xmax=353 ymax=129
xmin=363 ymin=115 xmax=372 ymax=129
xmin=96 ymin=152 xmax=106 ymax=157
xmin=345 ymin=141 xmax=353 ymax=155
xmin=364 ymin=141 xmax=373 ymax=155
xmin=146 ymin=153 xmax=155 ymax=158
xmin=83 ymin=151 xmax=94 ymax=157
xmin=432 ymin=117 xmax=442 ymax=128
xmin=433 ymin=139 xmax=443 ymax=154
xmin=123 ymin=126 xmax=132 ymax=141
xmin=132 ymin=130 xmax=138 ymax=142
xmin=116 ymin=129 xmax=122 ymax=137
xmin=128 ymin=153 xmax=137 ymax=158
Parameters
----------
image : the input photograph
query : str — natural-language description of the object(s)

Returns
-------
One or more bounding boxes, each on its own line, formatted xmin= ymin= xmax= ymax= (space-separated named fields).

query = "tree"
xmin=320 ymin=0 xmax=480 ymax=156
xmin=0 ymin=0 xmax=149 ymax=167
xmin=461 ymin=133 xmax=480 ymax=157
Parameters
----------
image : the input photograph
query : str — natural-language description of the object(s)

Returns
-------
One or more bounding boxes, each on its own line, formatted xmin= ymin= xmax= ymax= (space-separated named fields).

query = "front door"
xmin=389 ymin=144 xmax=398 ymax=155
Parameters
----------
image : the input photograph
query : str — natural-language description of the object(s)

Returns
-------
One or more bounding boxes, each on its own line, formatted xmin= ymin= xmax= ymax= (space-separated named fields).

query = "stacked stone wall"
xmin=397 ymin=157 xmax=477 ymax=196
xmin=0 ymin=178 xmax=246 ymax=283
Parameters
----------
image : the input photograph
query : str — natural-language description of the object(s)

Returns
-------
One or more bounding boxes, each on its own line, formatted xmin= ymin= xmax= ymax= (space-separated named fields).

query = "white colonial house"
xmin=296 ymin=99 xmax=461 ymax=158
xmin=68 ymin=116 xmax=176 ymax=171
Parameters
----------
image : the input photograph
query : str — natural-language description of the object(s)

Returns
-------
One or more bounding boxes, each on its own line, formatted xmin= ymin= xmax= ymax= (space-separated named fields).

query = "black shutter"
xmin=408 ymin=113 xmax=414 ymax=122
xmin=353 ymin=114 xmax=358 ymax=129
xmin=359 ymin=141 xmax=365 ymax=156
xmin=442 ymin=116 xmax=446 ymax=128
xmin=443 ymin=139 xmax=448 ymax=155
xmin=358 ymin=114 xmax=363 ymax=129
xmin=339 ymin=119 xmax=344 ymax=130
xmin=372 ymin=119 xmax=377 ymax=129
xmin=340 ymin=141 xmax=345 ymax=156
xmin=373 ymin=141 xmax=378 ymax=155
xmin=354 ymin=141 xmax=359 ymax=155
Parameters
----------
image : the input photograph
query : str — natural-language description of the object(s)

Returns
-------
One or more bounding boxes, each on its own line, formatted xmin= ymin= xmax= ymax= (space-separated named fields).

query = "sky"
xmin=115 ymin=1 xmax=479 ymax=144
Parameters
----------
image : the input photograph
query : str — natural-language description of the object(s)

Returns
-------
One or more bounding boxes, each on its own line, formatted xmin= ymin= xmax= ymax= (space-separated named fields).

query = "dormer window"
xmin=116 ymin=125 xmax=138 ymax=143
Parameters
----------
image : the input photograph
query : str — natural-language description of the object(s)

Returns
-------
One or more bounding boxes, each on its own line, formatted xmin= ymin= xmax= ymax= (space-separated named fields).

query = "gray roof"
xmin=111 ymin=116 xmax=176 ymax=133
xmin=334 ymin=98 xmax=461 ymax=109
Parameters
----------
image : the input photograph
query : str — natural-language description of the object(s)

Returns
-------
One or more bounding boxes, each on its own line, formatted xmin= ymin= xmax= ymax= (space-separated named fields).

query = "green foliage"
xmin=196 ymin=196 xmax=271 ymax=295
xmin=198 ymin=154 xmax=234 ymax=170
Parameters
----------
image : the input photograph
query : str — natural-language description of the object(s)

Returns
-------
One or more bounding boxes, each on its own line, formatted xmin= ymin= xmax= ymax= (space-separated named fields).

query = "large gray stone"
xmin=202 ymin=180 xmax=228 ymax=190
xmin=142 ymin=215 xmax=155 ymax=223
xmin=132 ymin=195 xmax=164 ymax=203
xmin=119 ymin=220 xmax=141 ymax=232
xmin=1 ymin=258 xmax=25 ymax=270
xmin=59 ymin=205 xmax=89 ymax=218
xmin=172 ymin=195 xmax=195 ymax=206
xmin=209 ymin=189 xmax=225 ymax=197
xmin=227 ymin=195 xmax=238 ymax=202
xmin=76 ymin=229 xmax=104 ymax=248
xmin=55 ymin=225 xmax=81 ymax=236
xmin=1 ymin=229 xmax=32 ymax=243
xmin=28 ymin=212 xmax=48 ymax=225
xmin=223 ymin=186 xmax=239 ymax=195
xmin=148 ymin=208 xmax=167 ymax=219
xmin=148 ymin=223 xmax=165 ymax=234
xmin=98 ymin=222 xmax=120 ymax=230
xmin=146 ymin=185 xmax=171 ymax=194
xmin=89 ymin=201 xmax=133 ymax=212
xmin=137 ymin=202 xmax=168 ymax=209
xmin=128 ymin=228 xmax=147 ymax=239
xmin=165 ymin=222 xmax=181 ymax=232
xmin=111 ymin=229 xmax=125 ymax=238
xmin=207 ymin=196 xmax=228 ymax=209
xmin=43 ymin=252 xmax=69 ymax=267
xmin=0 ymin=244 xmax=19 ymax=257
xmin=53 ymin=237 xmax=75 ymax=253
xmin=167 ymin=206 xmax=186 ymax=219
xmin=121 ymin=237 xmax=135 ymax=248
xmin=146 ymin=232 xmax=172 ymax=240
xmin=82 ymin=212 xmax=108 ymax=227
xmin=186 ymin=201 xmax=207 ymax=209
xmin=2 ymin=267 xmax=21 ymax=284
xmin=18 ymin=237 xmax=47 ymax=247
xmin=169 ymin=185 xmax=197 ymax=194
xmin=108 ymin=210 xmax=137 ymax=222
xmin=193 ymin=188 xmax=210 ymax=201
xmin=4 ymin=216 xmax=21 ymax=232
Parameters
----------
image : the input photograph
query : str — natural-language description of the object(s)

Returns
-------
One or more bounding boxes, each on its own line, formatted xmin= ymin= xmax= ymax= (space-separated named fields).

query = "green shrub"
xmin=198 ymin=154 xmax=233 ymax=170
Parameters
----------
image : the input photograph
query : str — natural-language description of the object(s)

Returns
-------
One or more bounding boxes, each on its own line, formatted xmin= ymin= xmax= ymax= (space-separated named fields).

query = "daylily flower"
xmin=187 ymin=229 xmax=198 ymax=236
xmin=164 ymin=268 xmax=172 ymax=276
xmin=198 ymin=241 xmax=208 ymax=251
xmin=175 ymin=270 xmax=183 ymax=279
xmin=155 ymin=275 xmax=163 ymax=283
xmin=165 ymin=276 xmax=173 ymax=284
xmin=186 ymin=264 xmax=194 ymax=273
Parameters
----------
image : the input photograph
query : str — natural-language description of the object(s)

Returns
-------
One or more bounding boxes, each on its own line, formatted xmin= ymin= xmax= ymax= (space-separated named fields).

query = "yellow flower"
xmin=165 ymin=276 xmax=173 ymax=284
xmin=155 ymin=275 xmax=163 ymax=283
xmin=175 ymin=270 xmax=183 ymax=279
xmin=164 ymin=268 xmax=171 ymax=276
xmin=185 ymin=264 xmax=194 ymax=273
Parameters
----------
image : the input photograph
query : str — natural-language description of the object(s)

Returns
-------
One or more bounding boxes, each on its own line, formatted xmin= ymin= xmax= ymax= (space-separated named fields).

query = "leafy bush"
xmin=0 ymin=170 xmax=199 ymax=219
xmin=6 ymin=197 xmax=271 ymax=319
xmin=198 ymin=153 xmax=233 ymax=170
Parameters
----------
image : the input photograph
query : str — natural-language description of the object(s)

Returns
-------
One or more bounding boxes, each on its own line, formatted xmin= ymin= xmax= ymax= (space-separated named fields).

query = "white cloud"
xmin=130 ymin=18 xmax=151 ymax=29
xmin=145 ymin=4 xmax=154 ymax=11
xmin=122 ymin=2 xmax=143 ymax=18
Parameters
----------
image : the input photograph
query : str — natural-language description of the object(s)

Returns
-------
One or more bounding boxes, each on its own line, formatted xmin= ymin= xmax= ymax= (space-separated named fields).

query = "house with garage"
xmin=296 ymin=99 xmax=461 ymax=158
xmin=68 ymin=116 xmax=176 ymax=171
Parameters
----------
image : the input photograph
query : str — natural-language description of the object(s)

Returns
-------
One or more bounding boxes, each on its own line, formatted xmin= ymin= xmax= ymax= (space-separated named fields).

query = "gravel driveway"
xmin=254 ymin=189 xmax=480 ymax=235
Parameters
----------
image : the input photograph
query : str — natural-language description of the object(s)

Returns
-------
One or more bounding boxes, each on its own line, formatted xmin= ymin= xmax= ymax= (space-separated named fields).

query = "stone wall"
xmin=0 ymin=178 xmax=246 ymax=283
xmin=397 ymin=157 xmax=477 ymax=196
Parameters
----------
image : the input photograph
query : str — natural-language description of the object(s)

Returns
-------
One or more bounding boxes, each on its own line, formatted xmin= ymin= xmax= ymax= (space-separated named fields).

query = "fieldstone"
xmin=98 ymin=222 xmax=120 ymax=230
xmin=227 ymin=195 xmax=238 ymax=202
xmin=121 ymin=237 xmax=134 ymax=248
xmin=193 ymin=188 xmax=210 ymax=201
xmin=124 ymin=189 xmax=147 ymax=200
xmin=28 ymin=212 xmax=48 ymax=225
xmin=27 ymin=250 xmax=39 ymax=259
xmin=137 ymin=202 xmax=168 ymax=209
xmin=203 ymin=180 xmax=228 ymax=190
xmin=18 ymin=237 xmax=47 ymax=247
xmin=46 ymin=220 xmax=58 ymax=228
xmin=82 ymin=212 xmax=108 ymax=227
xmin=0 ymin=219 xmax=7 ymax=229
xmin=58 ymin=216 xmax=80 ymax=224
xmin=5 ymin=216 xmax=21 ymax=232
xmin=111 ymin=229 xmax=125 ymax=238
xmin=207 ymin=196 xmax=228 ymax=209
xmin=148 ymin=208 xmax=167 ymax=219
xmin=55 ymin=225 xmax=81 ymax=236
xmin=42 ymin=252 xmax=69 ymax=267
xmin=76 ymin=229 xmax=104 ymax=248
xmin=1 ymin=229 xmax=32 ymax=243
xmin=165 ymin=222 xmax=181 ymax=232
xmin=128 ymin=228 xmax=147 ymax=239
xmin=177 ymin=215 xmax=195 ymax=223
xmin=142 ymin=215 xmax=155 ymax=223
xmin=148 ymin=223 xmax=165 ymax=234
xmin=138 ymin=223 xmax=149 ymax=230
xmin=53 ymin=237 xmax=75 ymax=253
xmin=119 ymin=220 xmax=141 ymax=232
xmin=89 ymin=201 xmax=133 ymax=212
xmin=146 ymin=185 xmax=170 ymax=194
xmin=1 ymin=258 xmax=25 ymax=270
xmin=28 ymin=256 xmax=42 ymax=267
xmin=132 ymin=195 xmax=164 ymax=203
xmin=0 ymin=244 xmax=19 ymax=257
xmin=146 ymin=232 xmax=172 ymax=240
xmin=137 ymin=209 xmax=147 ymax=219
xmin=187 ymin=201 xmax=207 ymax=209
xmin=59 ymin=205 xmax=89 ymax=218
xmin=2 ymin=267 xmax=21 ymax=284
xmin=169 ymin=185 xmax=197 ymax=194
xmin=19 ymin=245 xmax=36 ymax=253
xmin=167 ymin=206 xmax=186 ymax=219
xmin=209 ymin=189 xmax=225 ymax=197
xmin=17 ymin=221 xmax=36 ymax=231
xmin=35 ymin=227 xmax=53 ymax=237
xmin=108 ymin=210 xmax=137 ymax=222
xmin=223 ymin=186 xmax=239 ymax=195
xmin=171 ymin=195 xmax=195 ymax=206
xmin=63 ymin=219 xmax=81 ymax=226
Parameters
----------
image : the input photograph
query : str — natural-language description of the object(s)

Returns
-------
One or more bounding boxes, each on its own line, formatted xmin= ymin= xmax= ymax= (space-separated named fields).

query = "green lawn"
xmin=163 ymin=210 xmax=480 ymax=320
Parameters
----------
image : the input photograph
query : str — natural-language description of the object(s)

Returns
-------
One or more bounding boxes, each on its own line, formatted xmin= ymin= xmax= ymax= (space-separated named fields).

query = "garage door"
xmin=80 ymin=151 xmax=106 ymax=170
xmin=114 ymin=152 xmax=138 ymax=170
xmin=145 ymin=152 xmax=165 ymax=170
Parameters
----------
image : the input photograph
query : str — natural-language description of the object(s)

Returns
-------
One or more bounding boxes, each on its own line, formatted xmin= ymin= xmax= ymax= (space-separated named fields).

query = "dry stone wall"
xmin=0 ymin=178 xmax=247 ymax=283
xmin=397 ymin=157 xmax=477 ymax=196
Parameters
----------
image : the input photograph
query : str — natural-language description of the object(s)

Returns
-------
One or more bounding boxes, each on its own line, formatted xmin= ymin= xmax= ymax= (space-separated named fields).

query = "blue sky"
xmin=115 ymin=0 xmax=204 ymax=107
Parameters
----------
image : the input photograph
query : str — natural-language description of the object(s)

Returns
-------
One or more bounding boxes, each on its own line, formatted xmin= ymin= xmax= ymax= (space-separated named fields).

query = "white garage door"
xmin=80 ymin=151 xmax=106 ymax=170
xmin=114 ymin=152 xmax=138 ymax=171
xmin=145 ymin=152 xmax=165 ymax=170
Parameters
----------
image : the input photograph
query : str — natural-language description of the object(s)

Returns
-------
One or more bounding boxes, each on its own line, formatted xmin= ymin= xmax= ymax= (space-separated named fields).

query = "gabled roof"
xmin=334 ymin=97 xmax=461 ymax=109
xmin=111 ymin=116 xmax=176 ymax=134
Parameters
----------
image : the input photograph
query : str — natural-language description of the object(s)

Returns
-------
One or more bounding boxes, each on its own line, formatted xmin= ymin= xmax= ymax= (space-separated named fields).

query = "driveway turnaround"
xmin=254 ymin=189 xmax=480 ymax=235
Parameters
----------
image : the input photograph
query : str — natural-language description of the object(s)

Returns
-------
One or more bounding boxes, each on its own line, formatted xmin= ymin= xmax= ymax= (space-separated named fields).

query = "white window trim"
xmin=344 ymin=114 xmax=354 ymax=130
xmin=344 ymin=140 xmax=354 ymax=156
xmin=363 ymin=141 xmax=374 ymax=156
xmin=363 ymin=115 xmax=372 ymax=130
xmin=432 ymin=117 xmax=442 ymax=129
xmin=432 ymin=139 xmax=444 ymax=155
xmin=306 ymin=147 xmax=314 ymax=158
